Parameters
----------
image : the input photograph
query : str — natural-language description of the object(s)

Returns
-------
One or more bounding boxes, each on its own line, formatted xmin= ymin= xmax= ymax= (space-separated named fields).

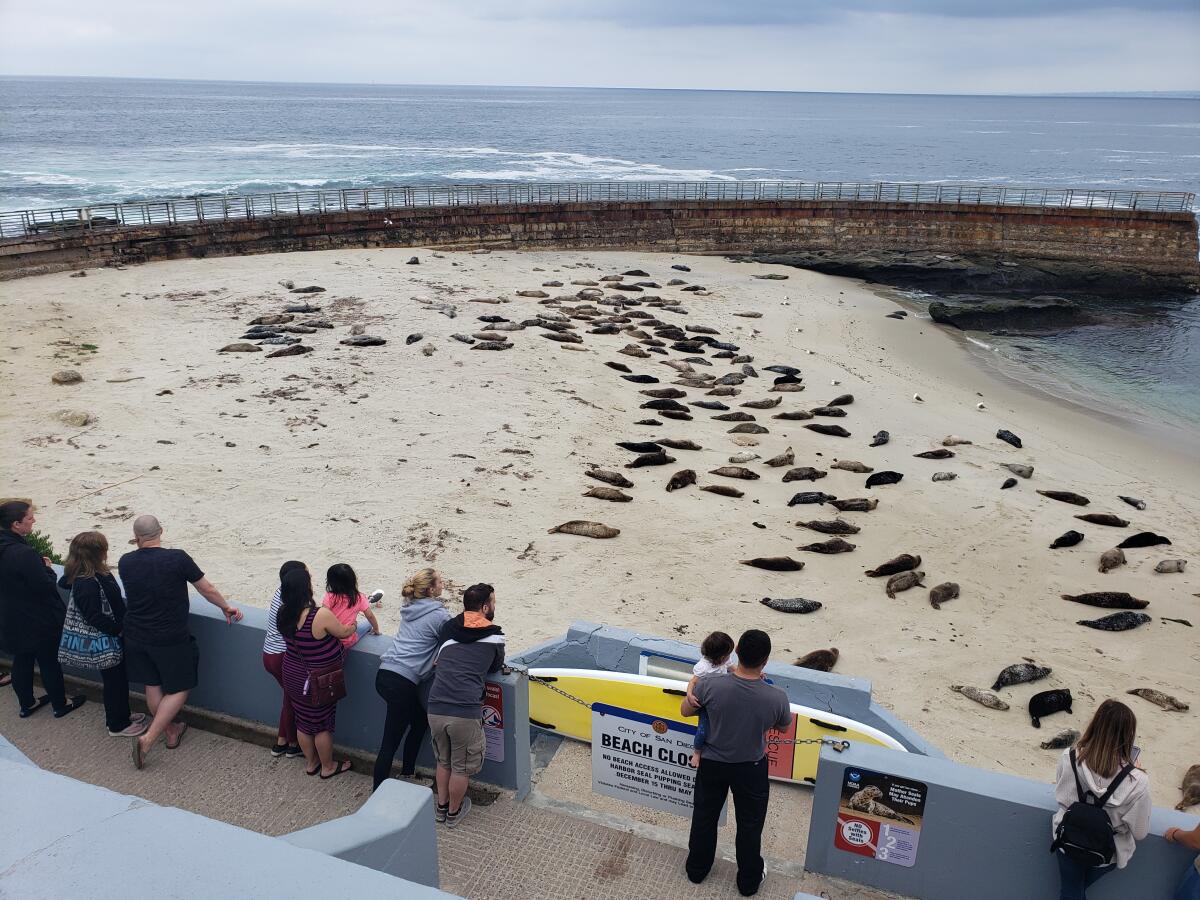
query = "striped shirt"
xmin=262 ymin=587 xmax=286 ymax=655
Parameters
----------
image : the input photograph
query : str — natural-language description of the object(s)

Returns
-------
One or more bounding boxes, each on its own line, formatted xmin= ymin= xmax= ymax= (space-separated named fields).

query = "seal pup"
xmin=1040 ymin=729 xmax=1080 ymax=750
xmin=657 ymin=439 xmax=702 ymax=451
xmin=665 ymin=469 xmax=697 ymax=492
xmin=798 ymin=519 xmax=860 ymax=535
xmin=587 ymin=468 xmax=634 ymax=488
xmin=701 ymin=485 xmax=744 ymax=498
xmin=997 ymin=429 xmax=1023 ymax=448
xmin=869 ymin=431 xmax=890 ymax=447
xmin=831 ymin=460 xmax=873 ymax=473
xmin=1001 ymin=463 xmax=1034 ymax=479
xmin=764 ymin=447 xmax=795 ymax=468
xmin=729 ymin=423 xmax=769 ymax=435
xmin=617 ymin=441 xmax=663 ymax=454
xmin=1061 ymin=592 xmax=1147 ymax=610
xmin=741 ymin=396 xmax=783 ymax=409
xmin=1076 ymin=612 xmax=1152 ymax=631
xmin=640 ymin=387 xmax=687 ymax=399
xmin=635 ymin=419 xmax=663 ymax=427
xmin=660 ymin=411 xmax=693 ymax=421
xmin=714 ymin=412 xmax=756 ymax=422
xmin=1098 ymin=548 xmax=1127 ymax=573
xmin=760 ymin=596 xmax=821 ymax=613
xmin=582 ymin=486 xmax=632 ymax=502
xmin=915 ymin=449 xmax=954 ymax=460
xmin=773 ymin=410 xmax=814 ymax=420
xmin=1075 ymin=513 xmax=1130 ymax=527
xmin=992 ymin=663 xmax=1051 ymax=692
xmin=931 ymin=472 xmax=958 ymax=482
xmin=1154 ymin=559 xmax=1187 ymax=574
xmin=847 ymin=786 xmax=914 ymax=824
xmin=1118 ymin=532 xmax=1171 ymax=549
xmin=794 ymin=648 xmax=839 ymax=671
xmin=742 ymin=557 xmax=804 ymax=572
xmin=810 ymin=406 xmax=847 ymax=418
xmin=1029 ymin=689 xmax=1073 ymax=728
xmin=951 ymin=685 xmax=1009 ymax=711
xmin=626 ymin=451 xmax=676 ymax=468
xmin=782 ymin=467 xmax=827 ymax=483
xmin=942 ymin=436 xmax=972 ymax=446
xmin=886 ymin=570 xmax=925 ymax=598
xmin=1118 ymin=495 xmax=1147 ymax=511
xmin=929 ymin=582 xmax=960 ymax=610
xmin=1178 ymin=765 xmax=1200 ymax=811
xmin=866 ymin=554 xmax=922 ymax=577
xmin=829 ymin=497 xmax=878 ymax=512
xmin=865 ymin=471 xmax=904 ymax=488
xmin=1038 ymin=490 xmax=1090 ymax=506
xmin=622 ymin=374 xmax=659 ymax=384
xmin=728 ymin=451 xmax=760 ymax=464
xmin=691 ymin=400 xmax=729 ymax=411
xmin=547 ymin=521 xmax=620 ymax=538
xmin=1050 ymin=531 xmax=1085 ymax=549
xmin=806 ymin=423 xmax=851 ymax=437
xmin=1001 ymin=478 xmax=1018 ymax=490
xmin=641 ymin=399 xmax=688 ymax=412
xmin=798 ymin=538 xmax=856 ymax=554
xmin=789 ymin=491 xmax=837 ymax=506
xmin=710 ymin=466 xmax=759 ymax=480
xmin=1126 ymin=688 xmax=1188 ymax=712
xmin=763 ymin=365 xmax=802 ymax=376
xmin=827 ymin=394 xmax=854 ymax=406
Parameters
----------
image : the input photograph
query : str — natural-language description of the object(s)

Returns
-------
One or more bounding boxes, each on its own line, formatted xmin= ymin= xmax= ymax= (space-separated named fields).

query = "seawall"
xmin=2 ymin=198 xmax=1197 ymax=293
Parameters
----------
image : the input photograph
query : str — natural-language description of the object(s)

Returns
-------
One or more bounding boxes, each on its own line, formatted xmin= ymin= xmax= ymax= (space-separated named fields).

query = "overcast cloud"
xmin=0 ymin=0 xmax=1196 ymax=93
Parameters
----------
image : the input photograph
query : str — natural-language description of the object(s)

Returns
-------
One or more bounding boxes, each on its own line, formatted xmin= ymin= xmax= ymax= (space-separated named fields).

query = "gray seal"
xmin=992 ymin=663 xmax=1051 ymax=692
xmin=1076 ymin=612 xmax=1152 ymax=631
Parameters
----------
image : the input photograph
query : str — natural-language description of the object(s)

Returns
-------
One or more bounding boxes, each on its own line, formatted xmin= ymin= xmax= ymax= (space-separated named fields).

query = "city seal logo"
xmin=651 ymin=719 xmax=668 ymax=734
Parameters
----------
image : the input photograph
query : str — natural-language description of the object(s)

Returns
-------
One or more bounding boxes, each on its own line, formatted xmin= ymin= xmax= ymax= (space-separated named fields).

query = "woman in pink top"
xmin=323 ymin=564 xmax=381 ymax=648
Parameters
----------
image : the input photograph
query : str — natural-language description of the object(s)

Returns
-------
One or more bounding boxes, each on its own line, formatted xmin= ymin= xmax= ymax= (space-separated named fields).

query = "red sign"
xmin=834 ymin=814 xmax=880 ymax=858
xmin=765 ymin=713 xmax=797 ymax=779
xmin=482 ymin=682 xmax=504 ymax=762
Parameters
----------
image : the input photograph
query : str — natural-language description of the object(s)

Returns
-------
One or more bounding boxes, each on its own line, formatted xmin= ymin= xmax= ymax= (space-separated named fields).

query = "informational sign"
xmin=590 ymin=703 xmax=724 ymax=822
xmin=482 ymin=682 xmax=504 ymax=763
xmin=765 ymin=713 xmax=798 ymax=780
xmin=833 ymin=767 xmax=927 ymax=867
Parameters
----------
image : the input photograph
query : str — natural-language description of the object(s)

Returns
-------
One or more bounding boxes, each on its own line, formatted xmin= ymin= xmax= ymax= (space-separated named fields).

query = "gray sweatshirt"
xmin=427 ymin=613 xmax=505 ymax=718
xmin=378 ymin=598 xmax=451 ymax=685
xmin=1052 ymin=749 xmax=1151 ymax=869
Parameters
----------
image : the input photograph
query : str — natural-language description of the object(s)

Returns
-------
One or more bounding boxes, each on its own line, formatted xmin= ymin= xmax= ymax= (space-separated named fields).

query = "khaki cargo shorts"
xmin=427 ymin=713 xmax=485 ymax=776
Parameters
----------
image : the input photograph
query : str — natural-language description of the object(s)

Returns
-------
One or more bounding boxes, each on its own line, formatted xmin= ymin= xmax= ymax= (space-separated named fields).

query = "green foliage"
xmin=26 ymin=530 xmax=63 ymax=565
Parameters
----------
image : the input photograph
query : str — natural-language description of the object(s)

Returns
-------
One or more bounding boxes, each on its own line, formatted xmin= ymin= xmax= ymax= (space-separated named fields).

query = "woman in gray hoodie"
xmin=372 ymin=568 xmax=451 ymax=789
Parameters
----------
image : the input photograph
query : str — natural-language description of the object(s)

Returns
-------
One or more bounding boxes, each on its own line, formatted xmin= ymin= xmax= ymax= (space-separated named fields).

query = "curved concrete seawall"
xmin=2 ymin=197 xmax=1197 ymax=292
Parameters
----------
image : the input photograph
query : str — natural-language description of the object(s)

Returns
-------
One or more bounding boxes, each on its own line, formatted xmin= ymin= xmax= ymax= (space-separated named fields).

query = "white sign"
xmin=590 ymin=702 xmax=724 ymax=822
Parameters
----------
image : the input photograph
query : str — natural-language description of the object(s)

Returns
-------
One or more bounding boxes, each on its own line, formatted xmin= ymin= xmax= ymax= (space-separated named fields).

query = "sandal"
xmin=0 ymin=672 xmax=10 ymax=687
xmin=305 ymin=764 xmax=321 ymax=776
xmin=319 ymin=759 xmax=353 ymax=780
xmin=132 ymin=736 xmax=146 ymax=770
xmin=165 ymin=722 xmax=189 ymax=750
xmin=53 ymin=695 xmax=87 ymax=718
xmin=19 ymin=695 xmax=50 ymax=718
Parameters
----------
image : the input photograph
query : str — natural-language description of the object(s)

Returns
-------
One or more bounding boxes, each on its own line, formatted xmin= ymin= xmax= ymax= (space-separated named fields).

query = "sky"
xmin=0 ymin=0 xmax=1197 ymax=94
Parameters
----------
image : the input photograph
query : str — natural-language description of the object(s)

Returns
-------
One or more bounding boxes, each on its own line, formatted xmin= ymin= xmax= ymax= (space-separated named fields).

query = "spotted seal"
xmin=797 ymin=519 xmax=860 ymax=535
xmin=885 ymin=570 xmax=925 ymax=598
xmin=865 ymin=554 xmax=921 ymax=577
xmin=806 ymin=423 xmax=851 ymax=438
xmin=1155 ymin=559 xmax=1187 ymax=574
xmin=760 ymin=596 xmax=820 ymax=613
xmin=782 ymin=467 xmax=827 ymax=483
xmin=627 ymin=451 xmax=676 ymax=468
xmin=582 ymin=486 xmax=632 ymax=502
xmin=829 ymin=498 xmax=878 ymax=512
xmin=701 ymin=485 xmax=744 ymax=498
xmin=1029 ymin=689 xmax=1073 ymax=728
xmin=547 ymin=521 xmax=620 ymax=538
xmin=1117 ymin=532 xmax=1171 ymax=548
xmin=951 ymin=685 xmax=1009 ymax=711
xmin=788 ymin=491 xmax=837 ymax=506
xmin=914 ymin=449 xmax=954 ymax=460
xmin=1099 ymin=548 xmax=1127 ymax=573
xmin=798 ymin=538 xmax=856 ymax=554
xmin=831 ymin=460 xmax=873 ymax=473
xmin=1077 ymin=612 xmax=1152 ymax=631
xmin=992 ymin=663 xmax=1051 ymax=692
xmin=1040 ymin=729 xmax=1080 ymax=750
xmin=1038 ymin=490 xmax=1090 ymax=506
xmin=1075 ymin=513 xmax=1129 ymax=527
xmin=586 ymin=469 xmax=634 ymax=488
xmin=666 ymin=469 xmax=697 ymax=492
xmin=1061 ymin=592 xmax=1147 ymax=610
xmin=865 ymin=471 xmax=904 ymax=488
xmin=793 ymin=648 xmax=839 ymax=672
xmin=617 ymin=441 xmax=663 ymax=454
xmin=764 ymin=447 xmax=794 ymax=467
xmin=929 ymin=582 xmax=960 ymax=610
xmin=1127 ymin=688 xmax=1188 ymax=712
xmin=1178 ymin=766 xmax=1200 ymax=811
xmin=847 ymin=786 xmax=914 ymax=824
xmin=710 ymin=466 xmax=759 ymax=480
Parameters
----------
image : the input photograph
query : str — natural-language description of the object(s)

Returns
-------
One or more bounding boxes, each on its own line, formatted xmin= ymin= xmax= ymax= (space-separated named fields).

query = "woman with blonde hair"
xmin=1051 ymin=699 xmax=1151 ymax=899
xmin=58 ymin=531 xmax=145 ymax=736
xmin=371 ymin=568 xmax=450 ymax=789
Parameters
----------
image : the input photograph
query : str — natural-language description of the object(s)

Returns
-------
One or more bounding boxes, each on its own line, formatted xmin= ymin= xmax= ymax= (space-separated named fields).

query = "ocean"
xmin=1 ymin=76 xmax=1198 ymax=432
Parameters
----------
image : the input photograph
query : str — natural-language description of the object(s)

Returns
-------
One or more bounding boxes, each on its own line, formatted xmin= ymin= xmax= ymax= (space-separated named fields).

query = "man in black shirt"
xmin=119 ymin=514 xmax=241 ymax=769
xmin=680 ymin=629 xmax=792 ymax=897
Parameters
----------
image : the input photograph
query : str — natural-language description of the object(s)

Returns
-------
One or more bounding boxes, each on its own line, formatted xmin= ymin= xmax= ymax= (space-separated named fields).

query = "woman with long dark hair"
xmin=262 ymin=560 xmax=305 ymax=759
xmin=1052 ymin=699 xmax=1151 ymax=899
xmin=278 ymin=567 xmax=355 ymax=779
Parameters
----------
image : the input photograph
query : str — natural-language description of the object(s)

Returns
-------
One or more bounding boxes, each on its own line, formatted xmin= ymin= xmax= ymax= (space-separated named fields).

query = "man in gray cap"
xmin=119 ymin=515 xmax=242 ymax=769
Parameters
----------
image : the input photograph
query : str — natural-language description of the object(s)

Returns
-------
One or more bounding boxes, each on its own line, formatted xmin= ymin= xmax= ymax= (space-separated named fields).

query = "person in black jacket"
xmin=60 ymin=530 xmax=147 ymax=737
xmin=0 ymin=500 xmax=85 ymax=718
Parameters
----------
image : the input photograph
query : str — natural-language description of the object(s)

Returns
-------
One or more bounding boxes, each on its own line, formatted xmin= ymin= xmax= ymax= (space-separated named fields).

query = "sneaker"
xmin=738 ymin=872 xmax=765 ymax=897
xmin=368 ymin=590 xmax=384 ymax=606
xmin=285 ymin=744 xmax=304 ymax=759
xmin=110 ymin=720 xmax=149 ymax=738
xmin=270 ymin=742 xmax=289 ymax=757
xmin=434 ymin=802 xmax=450 ymax=824
xmin=445 ymin=796 xmax=472 ymax=828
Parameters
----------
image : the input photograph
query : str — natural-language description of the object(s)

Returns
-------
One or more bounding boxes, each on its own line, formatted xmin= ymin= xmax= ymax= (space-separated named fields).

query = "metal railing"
xmin=0 ymin=180 xmax=1193 ymax=240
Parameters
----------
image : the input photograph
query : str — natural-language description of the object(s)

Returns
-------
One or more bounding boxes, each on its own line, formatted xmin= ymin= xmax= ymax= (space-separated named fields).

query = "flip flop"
xmin=319 ymin=759 xmax=353 ymax=780
xmin=18 ymin=695 xmax=50 ymax=718
xmin=53 ymin=695 xmax=87 ymax=718
xmin=132 ymin=737 xmax=146 ymax=770
xmin=305 ymin=764 xmax=321 ymax=776
xmin=0 ymin=672 xmax=11 ymax=687
xmin=165 ymin=722 xmax=189 ymax=750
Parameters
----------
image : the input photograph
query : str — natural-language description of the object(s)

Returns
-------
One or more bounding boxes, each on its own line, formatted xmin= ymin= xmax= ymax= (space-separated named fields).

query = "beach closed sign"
xmin=591 ymin=703 xmax=723 ymax=821
xmin=834 ymin=767 xmax=927 ymax=867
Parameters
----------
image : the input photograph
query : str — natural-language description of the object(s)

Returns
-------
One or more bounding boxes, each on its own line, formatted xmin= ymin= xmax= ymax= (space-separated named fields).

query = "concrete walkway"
xmin=0 ymin=698 xmax=897 ymax=899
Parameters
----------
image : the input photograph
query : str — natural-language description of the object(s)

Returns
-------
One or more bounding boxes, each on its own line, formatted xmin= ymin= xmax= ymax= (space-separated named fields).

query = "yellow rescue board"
xmin=528 ymin=667 xmax=906 ymax=784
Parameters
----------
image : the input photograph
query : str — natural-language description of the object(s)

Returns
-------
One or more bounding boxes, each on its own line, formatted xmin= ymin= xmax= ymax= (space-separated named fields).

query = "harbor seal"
xmin=1038 ymin=490 xmax=1090 ymax=506
xmin=810 ymin=407 xmax=848 ymax=418
xmin=742 ymin=557 xmax=805 ymax=572
xmin=1001 ymin=463 xmax=1034 ymax=479
xmin=1118 ymin=495 xmax=1147 ymax=511
xmin=869 ymin=431 xmax=890 ymax=447
xmin=1126 ymin=688 xmax=1188 ymax=712
xmin=865 ymin=471 xmax=904 ymax=488
xmin=929 ymin=582 xmax=960 ymax=610
xmin=666 ymin=469 xmax=697 ymax=492
xmin=992 ymin=663 xmax=1051 ymax=692
xmin=1117 ymin=532 xmax=1171 ymax=549
xmin=763 ymin=365 xmax=802 ymax=376
xmin=806 ymin=423 xmax=851 ymax=437
xmin=830 ymin=460 xmax=873 ymax=473
xmin=740 ymin=396 xmax=783 ymax=409
xmin=657 ymin=439 xmax=702 ymax=451
xmin=996 ymin=429 xmax=1023 ymax=449
xmin=942 ymin=435 xmax=973 ymax=446
xmin=1001 ymin=478 xmax=1018 ymax=490
xmin=1029 ymin=689 xmax=1073 ymax=728
xmin=626 ymin=452 xmax=677 ymax=468
xmin=789 ymin=491 xmax=837 ymax=506
xmin=1076 ymin=611 xmax=1152 ymax=631
xmin=728 ymin=452 xmax=760 ymax=464
xmin=640 ymin=387 xmax=687 ymax=399
xmin=931 ymin=472 xmax=958 ymax=482
xmin=866 ymin=554 xmax=922 ymax=577
xmin=586 ymin=469 xmax=634 ymax=488
xmin=729 ymin=423 xmax=770 ymax=435
xmin=797 ymin=519 xmax=860 ymax=535
xmin=582 ymin=486 xmax=633 ymax=502
xmin=1061 ymin=592 xmax=1147 ymax=610
xmin=764 ymin=447 xmax=795 ymax=467
xmin=691 ymin=400 xmax=730 ymax=411
xmin=829 ymin=497 xmax=878 ymax=512
xmin=701 ymin=485 xmax=744 ymax=498
xmin=659 ymin=411 xmax=693 ymax=421
xmin=710 ymin=466 xmax=760 ymax=480
xmin=1050 ymin=531 xmax=1085 ymax=549
xmin=623 ymin=374 xmax=660 ymax=384
xmin=760 ymin=596 xmax=821 ymax=613
xmin=1040 ymin=729 xmax=1080 ymax=750
xmin=547 ymin=521 xmax=620 ymax=538
xmin=714 ymin=412 xmax=756 ymax=422
xmin=1099 ymin=548 xmax=1127 ymax=573
xmin=1178 ymin=765 xmax=1200 ymax=811
xmin=914 ymin=449 xmax=955 ymax=460
xmin=1075 ymin=513 xmax=1130 ymax=527
xmin=1154 ymin=559 xmax=1187 ymax=574
xmin=641 ymin=399 xmax=689 ymax=412
xmin=793 ymin=648 xmax=839 ymax=672
xmin=847 ymin=786 xmax=914 ymax=824
xmin=951 ymin=685 xmax=1009 ymax=711
xmin=782 ymin=467 xmax=827 ymax=483
xmin=797 ymin=538 xmax=856 ymax=554
xmin=827 ymin=394 xmax=854 ymax=406
xmin=885 ymin=570 xmax=925 ymax=598
xmin=617 ymin=441 xmax=663 ymax=454
xmin=773 ymin=410 xmax=814 ymax=420
xmin=635 ymin=419 xmax=663 ymax=427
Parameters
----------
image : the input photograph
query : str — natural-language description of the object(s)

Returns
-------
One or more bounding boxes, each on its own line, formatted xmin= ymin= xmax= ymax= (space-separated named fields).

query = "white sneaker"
xmin=368 ymin=590 xmax=384 ymax=606
xmin=446 ymin=796 xmax=472 ymax=828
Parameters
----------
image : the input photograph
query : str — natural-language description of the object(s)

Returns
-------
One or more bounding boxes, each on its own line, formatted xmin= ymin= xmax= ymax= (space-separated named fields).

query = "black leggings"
xmin=10 ymin=638 xmax=68 ymax=711
xmin=99 ymin=659 xmax=134 ymax=732
xmin=372 ymin=669 xmax=429 ymax=789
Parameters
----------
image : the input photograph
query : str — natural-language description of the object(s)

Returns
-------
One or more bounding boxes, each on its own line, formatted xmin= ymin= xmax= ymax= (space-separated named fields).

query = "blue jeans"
xmin=1057 ymin=853 xmax=1114 ymax=900
xmin=1177 ymin=860 xmax=1200 ymax=900
xmin=693 ymin=708 xmax=709 ymax=751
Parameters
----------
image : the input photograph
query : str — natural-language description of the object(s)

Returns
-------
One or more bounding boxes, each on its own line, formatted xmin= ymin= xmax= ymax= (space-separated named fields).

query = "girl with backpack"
xmin=1051 ymin=699 xmax=1152 ymax=899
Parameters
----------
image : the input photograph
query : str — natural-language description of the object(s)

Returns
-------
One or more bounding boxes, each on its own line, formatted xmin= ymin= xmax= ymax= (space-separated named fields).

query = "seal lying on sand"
xmin=929 ymin=582 xmax=960 ymax=610
xmin=1099 ymin=548 xmax=1127 ymax=573
xmin=710 ymin=466 xmax=759 ymax=480
xmin=885 ymin=571 xmax=925 ymax=597
xmin=547 ymin=521 xmax=620 ymax=538
xmin=1118 ymin=532 xmax=1171 ymax=548
xmin=1076 ymin=612 xmax=1152 ymax=631
xmin=914 ymin=449 xmax=954 ymax=459
xmin=798 ymin=538 xmax=856 ymax=554
xmin=587 ymin=469 xmax=634 ymax=488
xmin=1040 ymin=729 xmax=1080 ymax=750
xmin=1029 ymin=689 xmax=1073 ymax=728
xmin=1118 ymin=495 xmax=1147 ymax=511
xmin=666 ymin=469 xmax=697 ymax=492
xmin=617 ymin=441 xmax=662 ymax=454
xmin=992 ymin=663 xmax=1051 ymax=692
xmin=793 ymin=648 xmax=839 ymax=671
xmin=1075 ymin=513 xmax=1129 ymax=527
xmin=627 ymin=451 xmax=676 ymax=468
xmin=789 ymin=492 xmax=837 ymax=506
xmin=831 ymin=460 xmax=873 ymax=473
xmin=996 ymin=429 xmax=1023 ymax=449
xmin=742 ymin=557 xmax=804 ymax=572
xmin=1177 ymin=765 xmax=1200 ymax=811
xmin=806 ymin=423 xmax=851 ymax=438
xmin=870 ymin=431 xmax=890 ymax=447
xmin=782 ymin=467 xmax=827 ymax=483
xmin=1127 ymin=688 xmax=1188 ymax=712
xmin=760 ymin=596 xmax=821 ymax=613
xmin=773 ymin=410 xmax=814 ymax=420
xmin=1038 ymin=490 xmax=1090 ymax=506
xmin=847 ymin=786 xmax=914 ymax=824
xmin=1061 ymin=592 xmax=1147 ymax=610
xmin=865 ymin=471 xmax=904 ymax=488
xmin=764 ymin=447 xmax=794 ymax=467
xmin=830 ymin=497 xmax=878 ymax=512
xmin=1050 ymin=531 xmax=1085 ymax=549
xmin=951 ymin=685 xmax=1009 ymax=711
xmin=1001 ymin=463 xmax=1034 ymax=479
xmin=797 ymin=520 xmax=860 ymax=535
xmin=582 ymin=487 xmax=632 ymax=502
xmin=701 ymin=485 xmax=744 ymax=498
xmin=866 ymin=554 xmax=921 ymax=577
xmin=1155 ymin=559 xmax=1187 ymax=574
xmin=657 ymin=439 xmax=702 ymax=451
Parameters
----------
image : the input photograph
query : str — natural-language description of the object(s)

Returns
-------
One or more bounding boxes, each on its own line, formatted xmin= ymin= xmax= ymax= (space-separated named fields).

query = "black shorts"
xmin=124 ymin=636 xmax=199 ymax=695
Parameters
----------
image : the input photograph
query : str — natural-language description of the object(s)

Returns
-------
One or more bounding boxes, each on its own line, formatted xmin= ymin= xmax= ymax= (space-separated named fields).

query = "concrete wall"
xmin=508 ymin=621 xmax=941 ymax=758
xmin=283 ymin=777 xmax=441 ymax=888
xmin=1 ymin=199 xmax=1196 ymax=291
xmin=804 ymin=742 xmax=1199 ymax=900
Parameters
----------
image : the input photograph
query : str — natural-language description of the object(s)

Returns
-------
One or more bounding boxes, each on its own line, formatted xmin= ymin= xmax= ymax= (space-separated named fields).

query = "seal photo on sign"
xmin=846 ymin=786 xmax=915 ymax=825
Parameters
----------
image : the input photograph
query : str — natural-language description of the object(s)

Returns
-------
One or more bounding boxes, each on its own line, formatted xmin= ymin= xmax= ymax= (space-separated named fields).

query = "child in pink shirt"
xmin=323 ymin=563 xmax=381 ymax=648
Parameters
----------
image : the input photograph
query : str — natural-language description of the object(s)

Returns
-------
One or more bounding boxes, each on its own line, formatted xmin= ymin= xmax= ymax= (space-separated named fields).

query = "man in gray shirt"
xmin=680 ymin=629 xmax=791 ymax=896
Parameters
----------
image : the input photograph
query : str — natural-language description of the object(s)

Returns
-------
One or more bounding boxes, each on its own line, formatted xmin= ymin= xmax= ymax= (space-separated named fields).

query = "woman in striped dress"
xmin=278 ymin=567 xmax=355 ymax=779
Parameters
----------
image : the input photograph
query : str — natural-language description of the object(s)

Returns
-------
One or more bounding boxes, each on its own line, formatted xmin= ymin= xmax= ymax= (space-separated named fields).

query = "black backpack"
xmin=1050 ymin=748 xmax=1134 ymax=867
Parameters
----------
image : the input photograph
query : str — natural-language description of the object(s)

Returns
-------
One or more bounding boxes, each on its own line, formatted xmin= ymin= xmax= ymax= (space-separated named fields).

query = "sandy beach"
xmin=1 ymin=248 xmax=1195 ymax=810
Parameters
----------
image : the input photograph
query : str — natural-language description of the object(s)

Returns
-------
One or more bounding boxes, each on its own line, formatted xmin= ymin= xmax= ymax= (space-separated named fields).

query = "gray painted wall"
xmin=805 ymin=742 xmax=1199 ymax=900
xmin=509 ymin=621 xmax=941 ymax=757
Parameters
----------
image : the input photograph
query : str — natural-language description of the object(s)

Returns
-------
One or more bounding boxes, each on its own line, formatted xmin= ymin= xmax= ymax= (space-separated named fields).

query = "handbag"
xmin=302 ymin=660 xmax=347 ymax=707
xmin=58 ymin=577 xmax=123 ymax=670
